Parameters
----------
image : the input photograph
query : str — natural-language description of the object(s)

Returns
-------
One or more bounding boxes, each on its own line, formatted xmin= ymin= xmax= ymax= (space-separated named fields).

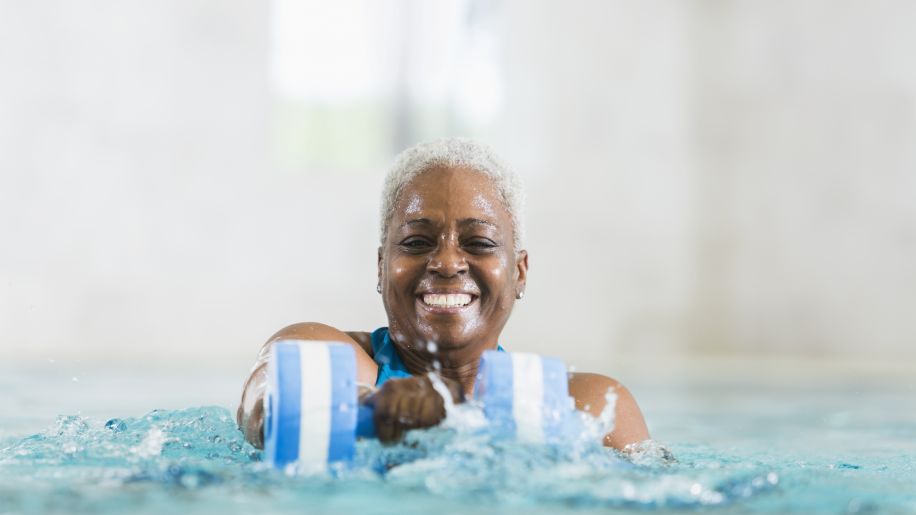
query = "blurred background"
xmin=1 ymin=0 xmax=915 ymax=388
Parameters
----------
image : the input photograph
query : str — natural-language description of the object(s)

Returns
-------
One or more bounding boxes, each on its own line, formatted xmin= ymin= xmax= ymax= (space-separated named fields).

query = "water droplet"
xmin=105 ymin=418 xmax=127 ymax=433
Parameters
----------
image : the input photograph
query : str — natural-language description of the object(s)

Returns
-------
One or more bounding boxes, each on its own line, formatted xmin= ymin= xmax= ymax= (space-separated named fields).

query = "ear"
xmin=377 ymin=246 xmax=383 ymax=285
xmin=515 ymin=249 xmax=528 ymax=295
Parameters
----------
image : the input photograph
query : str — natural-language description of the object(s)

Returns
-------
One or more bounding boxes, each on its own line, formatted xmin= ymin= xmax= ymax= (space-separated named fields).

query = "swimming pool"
xmin=1 ymin=357 xmax=914 ymax=514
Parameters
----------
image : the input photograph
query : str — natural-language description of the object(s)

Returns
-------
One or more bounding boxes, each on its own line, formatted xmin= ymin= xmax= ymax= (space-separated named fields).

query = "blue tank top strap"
xmin=370 ymin=327 xmax=413 ymax=386
xmin=370 ymin=327 xmax=504 ymax=387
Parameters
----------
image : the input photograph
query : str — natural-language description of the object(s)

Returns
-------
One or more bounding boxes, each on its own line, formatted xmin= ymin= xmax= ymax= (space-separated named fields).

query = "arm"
xmin=568 ymin=372 xmax=649 ymax=450
xmin=235 ymin=322 xmax=378 ymax=448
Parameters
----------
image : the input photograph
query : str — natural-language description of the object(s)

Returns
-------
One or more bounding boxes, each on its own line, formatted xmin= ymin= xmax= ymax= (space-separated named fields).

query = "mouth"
xmin=416 ymin=292 xmax=478 ymax=312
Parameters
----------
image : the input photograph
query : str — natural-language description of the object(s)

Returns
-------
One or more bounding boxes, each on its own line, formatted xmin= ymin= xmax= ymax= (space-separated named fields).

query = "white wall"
xmin=494 ymin=1 xmax=695 ymax=364
xmin=1 ymin=1 xmax=915 ymax=376
xmin=0 ymin=1 xmax=273 ymax=369
xmin=686 ymin=1 xmax=916 ymax=358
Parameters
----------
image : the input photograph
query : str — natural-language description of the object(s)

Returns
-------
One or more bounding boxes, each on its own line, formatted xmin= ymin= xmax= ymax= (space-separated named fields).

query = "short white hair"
xmin=379 ymin=138 xmax=525 ymax=250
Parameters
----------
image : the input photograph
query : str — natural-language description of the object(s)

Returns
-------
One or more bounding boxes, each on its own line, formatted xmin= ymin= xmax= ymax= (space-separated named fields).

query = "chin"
xmin=415 ymin=327 xmax=476 ymax=351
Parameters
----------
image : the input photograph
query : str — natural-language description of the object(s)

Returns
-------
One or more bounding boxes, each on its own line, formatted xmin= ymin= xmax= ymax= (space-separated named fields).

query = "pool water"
xmin=1 ymin=360 xmax=915 ymax=514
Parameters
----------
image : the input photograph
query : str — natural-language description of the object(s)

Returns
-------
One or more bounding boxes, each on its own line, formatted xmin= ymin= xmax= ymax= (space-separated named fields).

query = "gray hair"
xmin=379 ymin=138 xmax=526 ymax=250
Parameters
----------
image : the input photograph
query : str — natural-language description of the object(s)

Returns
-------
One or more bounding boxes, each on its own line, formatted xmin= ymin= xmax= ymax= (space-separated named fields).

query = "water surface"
xmin=1 ymin=362 xmax=914 ymax=514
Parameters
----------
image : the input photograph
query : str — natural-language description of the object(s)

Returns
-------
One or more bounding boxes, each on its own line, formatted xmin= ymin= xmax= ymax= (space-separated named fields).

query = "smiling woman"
xmin=236 ymin=138 xmax=648 ymax=450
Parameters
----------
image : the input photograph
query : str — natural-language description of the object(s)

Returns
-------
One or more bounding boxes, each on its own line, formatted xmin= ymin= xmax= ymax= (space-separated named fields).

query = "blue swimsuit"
xmin=369 ymin=327 xmax=504 ymax=387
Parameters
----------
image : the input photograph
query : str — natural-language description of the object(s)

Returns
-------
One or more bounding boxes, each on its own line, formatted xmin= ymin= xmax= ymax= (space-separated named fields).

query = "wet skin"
xmin=236 ymin=167 xmax=649 ymax=450
xmin=378 ymin=166 xmax=527 ymax=393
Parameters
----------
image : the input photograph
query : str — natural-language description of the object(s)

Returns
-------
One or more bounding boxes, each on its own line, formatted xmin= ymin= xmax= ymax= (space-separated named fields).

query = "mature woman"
xmin=237 ymin=138 xmax=649 ymax=450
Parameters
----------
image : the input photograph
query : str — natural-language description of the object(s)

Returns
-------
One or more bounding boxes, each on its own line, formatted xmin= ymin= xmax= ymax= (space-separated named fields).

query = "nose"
xmin=427 ymin=238 xmax=468 ymax=277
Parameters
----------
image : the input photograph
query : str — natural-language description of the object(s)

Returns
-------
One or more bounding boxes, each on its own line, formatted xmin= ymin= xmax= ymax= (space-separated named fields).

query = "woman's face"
xmin=379 ymin=167 xmax=528 ymax=355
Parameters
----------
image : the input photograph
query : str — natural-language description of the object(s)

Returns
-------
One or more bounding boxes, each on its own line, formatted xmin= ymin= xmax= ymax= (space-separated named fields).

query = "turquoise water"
xmin=1 ymin=365 xmax=915 ymax=514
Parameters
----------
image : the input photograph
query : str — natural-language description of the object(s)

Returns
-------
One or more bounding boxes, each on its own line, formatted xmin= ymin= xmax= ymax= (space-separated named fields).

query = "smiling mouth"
xmin=419 ymin=293 xmax=476 ymax=309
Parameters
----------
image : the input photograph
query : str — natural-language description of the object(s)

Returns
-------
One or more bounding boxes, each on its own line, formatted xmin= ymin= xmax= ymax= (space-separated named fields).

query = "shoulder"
xmin=344 ymin=330 xmax=374 ymax=357
xmin=264 ymin=322 xmax=374 ymax=357
xmin=568 ymin=372 xmax=649 ymax=450
xmin=262 ymin=322 xmax=379 ymax=386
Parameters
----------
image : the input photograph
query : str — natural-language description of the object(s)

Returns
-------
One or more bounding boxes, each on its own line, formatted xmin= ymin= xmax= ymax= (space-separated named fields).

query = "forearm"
xmin=236 ymin=360 xmax=269 ymax=448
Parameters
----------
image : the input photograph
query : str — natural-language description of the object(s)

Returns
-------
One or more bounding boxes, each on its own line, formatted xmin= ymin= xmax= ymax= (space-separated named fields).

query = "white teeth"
xmin=422 ymin=293 xmax=472 ymax=308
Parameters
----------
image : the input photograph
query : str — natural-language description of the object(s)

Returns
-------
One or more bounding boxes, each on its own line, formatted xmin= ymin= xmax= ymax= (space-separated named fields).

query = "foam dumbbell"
xmin=263 ymin=340 xmax=372 ymax=470
xmin=473 ymin=350 xmax=572 ymax=443
xmin=263 ymin=340 xmax=574 ymax=470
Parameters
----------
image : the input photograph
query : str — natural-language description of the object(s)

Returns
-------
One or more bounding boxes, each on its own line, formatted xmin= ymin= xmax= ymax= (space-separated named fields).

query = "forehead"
xmin=393 ymin=167 xmax=509 ymax=222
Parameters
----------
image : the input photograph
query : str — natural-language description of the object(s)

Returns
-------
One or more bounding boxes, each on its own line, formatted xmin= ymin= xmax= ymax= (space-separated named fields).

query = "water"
xmin=1 ymin=362 xmax=915 ymax=514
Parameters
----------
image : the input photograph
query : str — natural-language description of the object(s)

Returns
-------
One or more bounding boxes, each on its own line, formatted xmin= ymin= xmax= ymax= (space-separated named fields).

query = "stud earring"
xmin=516 ymin=291 xmax=525 ymax=300
xmin=376 ymin=284 xmax=382 ymax=294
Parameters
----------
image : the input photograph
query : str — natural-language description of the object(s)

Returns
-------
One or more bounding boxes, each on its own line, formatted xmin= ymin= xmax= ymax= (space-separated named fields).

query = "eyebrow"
xmin=403 ymin=218 xmax=433 ymax=228
xmin=401 ymin=217 xmax=497 ymax=228
xmin=459 ymin=218 xmax=497 ymax=228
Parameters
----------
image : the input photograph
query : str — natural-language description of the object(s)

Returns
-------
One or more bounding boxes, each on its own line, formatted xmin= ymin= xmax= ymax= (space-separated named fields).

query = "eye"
xmin=399 ymin=237 xmax=434 ymax=251
xmin=463 ymin=238 xmax=498 ymax=253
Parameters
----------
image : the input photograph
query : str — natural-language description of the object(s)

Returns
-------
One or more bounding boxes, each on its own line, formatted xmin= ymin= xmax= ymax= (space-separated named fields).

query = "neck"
xmin=396 ymin=342 xmax=495 ymax=397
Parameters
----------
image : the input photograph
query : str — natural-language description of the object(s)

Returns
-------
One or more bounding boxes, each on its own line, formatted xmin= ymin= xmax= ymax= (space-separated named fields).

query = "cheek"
xmin=387 ymin=256 xmax=420 ymax=292
xmin=479 ymin=255 xmax=513 ymax=296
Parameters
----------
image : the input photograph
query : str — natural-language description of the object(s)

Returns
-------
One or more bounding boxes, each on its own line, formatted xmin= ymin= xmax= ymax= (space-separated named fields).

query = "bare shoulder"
xmin=344 ymin=331 xmax=374 ymax=357
xmin=260 ymin=322 xmax=377 ymax=385
xmin=568 ymin=372 xmax=649 ymax=450
xmin=264 ymin=322 xmax=368 ymax=351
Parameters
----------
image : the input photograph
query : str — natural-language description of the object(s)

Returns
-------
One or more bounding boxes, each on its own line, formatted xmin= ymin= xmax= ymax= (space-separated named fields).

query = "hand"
xmin=368 ymin=374 xmax=464 ymax=444
xmin=237 ymin=364 xmax=268 ymax=449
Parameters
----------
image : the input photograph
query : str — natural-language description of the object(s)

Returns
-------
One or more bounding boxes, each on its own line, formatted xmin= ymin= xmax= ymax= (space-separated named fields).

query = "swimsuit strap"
xmin=369 ymin=327 xmax=505 ymax=387
xmin=370 ymin=327 xmax=413 ymax=386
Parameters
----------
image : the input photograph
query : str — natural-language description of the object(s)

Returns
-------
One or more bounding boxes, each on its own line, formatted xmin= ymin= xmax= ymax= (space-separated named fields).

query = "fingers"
xmin=249 ymin=399 xmax=265 ymax=449
xmin=373 ymin=383 xmax=401 ymax=443
xmin=417 ymin=387 xmax=445 ymax=426
xmin=372 ymin=376 xmax=450 ymax=445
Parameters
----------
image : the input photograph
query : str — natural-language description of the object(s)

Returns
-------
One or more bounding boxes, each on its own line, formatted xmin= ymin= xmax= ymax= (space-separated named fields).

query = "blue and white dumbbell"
xmin=472 ymin=350 xmax=572 ymax=444
xmin=263 ymin=340 xmax=574 ymax=470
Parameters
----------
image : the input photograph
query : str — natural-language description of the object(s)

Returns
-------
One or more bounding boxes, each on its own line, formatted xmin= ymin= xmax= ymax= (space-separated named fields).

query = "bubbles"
xmin=622 ymin=440 xmax=678 ymax=466
xmin=131 ymin=428 xmax=166 ymax=459
xmin=54 ymin=415 xmax=90 ymax=438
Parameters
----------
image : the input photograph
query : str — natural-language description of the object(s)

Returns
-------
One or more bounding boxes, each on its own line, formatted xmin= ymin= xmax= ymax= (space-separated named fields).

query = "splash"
xmin=0 ymin=405 xmax=786 ymax=514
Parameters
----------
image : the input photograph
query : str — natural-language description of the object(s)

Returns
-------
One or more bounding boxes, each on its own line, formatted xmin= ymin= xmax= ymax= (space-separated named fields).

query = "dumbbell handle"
xmin=355 ymin=402 xmax=375 ymax=438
